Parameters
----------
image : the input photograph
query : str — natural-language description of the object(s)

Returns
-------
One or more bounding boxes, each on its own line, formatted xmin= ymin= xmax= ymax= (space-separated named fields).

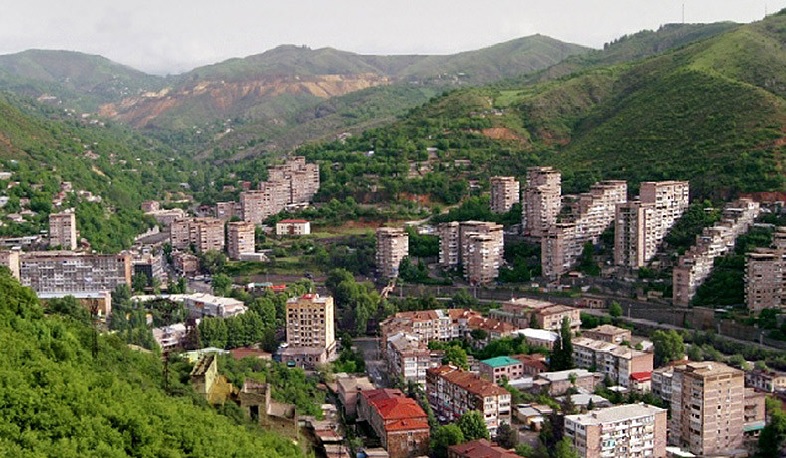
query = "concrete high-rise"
xmin=745 ymin=248 xmax=784 ymax=312
xmin=282 ymin=294 xmax=336 ymax=368
xmin=227 ymin=221 xmax=255 ymax=260
xmin=376 ymin=227 xmax=409 ymax=279
xmin=522 ymin=167 xmax=561 ymax=237
xmin=438 ymin=221 xmax=504 ymax=283
xmin=490 ymin=176 xmax=520 ymax=214
xmin=565 ymin=403 xmax=667 ymax=458
xmin=669 ymin=362 xmax=745 ymax=456
xmin=49 ymin=210 xmax=77 ymax=250
xmin=615 ymin=181 xmax=689 ymax=269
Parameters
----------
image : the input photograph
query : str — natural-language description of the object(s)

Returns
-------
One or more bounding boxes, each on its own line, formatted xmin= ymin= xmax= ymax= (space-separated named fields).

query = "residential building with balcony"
xmin=564 ymin=403 xmax=667 ymax=458
xmin=490 ymin=176 xmax=520 ymax=214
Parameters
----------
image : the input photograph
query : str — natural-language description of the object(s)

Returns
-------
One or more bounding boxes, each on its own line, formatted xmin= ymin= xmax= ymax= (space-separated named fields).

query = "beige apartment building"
xmin=215 ymin=201 xmax=238 ymax=221
xmin=227 ymin=221 xmax=255 ymax=260
xmin=583 ymin=325 xmax=632 ymax=344
xmin=522 ymin=166 xmax=562 ymax=237
xmin=669 ymin=362 xmax=745 ymax=456
xmin=170 ymin=218 xmax=225 ymax=253
xmin=490 ymin=176 xmax=520 ymax=214
xmin=0 ymin=249 xmax=20 ymax=279
xmin=542 ymin=181 xmax=627 ymax=278
xmin=20 ymin=251 xmax=131 ymax=294
xmin=673 ymin=198 xmax=760 ymax=305
xmin=746 ymin=248 xmax=784 ymax=312
xmin=282 ymin=293 xmax=336 ymax=368
xmin=489 ymin=297 xmax=581 ymax=332
xmin=376 ymin=227 xmax=409 ymax=279
xmin=49 ymin=210 xmax=77 ymax=250
xmin=564 ymin=403 xmax=667 ymax=458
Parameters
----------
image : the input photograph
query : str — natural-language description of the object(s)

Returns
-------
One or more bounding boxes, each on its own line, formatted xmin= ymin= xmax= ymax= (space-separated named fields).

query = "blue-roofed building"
xmin=479 ymin=356 xmax=524 ymax=384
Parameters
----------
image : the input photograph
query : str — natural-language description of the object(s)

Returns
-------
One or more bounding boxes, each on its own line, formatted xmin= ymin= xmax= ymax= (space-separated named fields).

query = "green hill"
xmin=0 ymin=92 xmax=194 ymax=251
xmin=0 ymin=50 xmax=164 ymax=112
xmin=296 ymin=12 xmax=786 ymax=204
xmin=0 ymin=269 xmax=303 ymax=457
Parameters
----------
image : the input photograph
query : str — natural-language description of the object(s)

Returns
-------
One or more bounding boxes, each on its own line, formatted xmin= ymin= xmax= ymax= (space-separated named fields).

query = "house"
xmin=629 ymin=371 xmax=652 ymax=393
xmin=336 ymin=374 xmax=375 ymax=419
xmin=513 ymin=354 xmax=549 ymax=375
xmin=276 ymin=219 xmax=311 ymax=236
xmin=531 ymin=369 xmax=600 ymax=396
xmin=582 ymin=324 xmax=631 ymax=344
xmin=479 ymin=356 xmax=525 ymax=384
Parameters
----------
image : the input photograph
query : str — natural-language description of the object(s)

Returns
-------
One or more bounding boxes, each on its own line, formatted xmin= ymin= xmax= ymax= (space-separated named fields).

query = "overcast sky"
xmin=1 ymin=1 xmax=783 ymax=75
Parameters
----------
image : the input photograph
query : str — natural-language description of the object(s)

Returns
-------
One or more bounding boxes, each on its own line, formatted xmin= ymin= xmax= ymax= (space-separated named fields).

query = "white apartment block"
xmin=275 ymin=219 xmax=311 ymax=236
xmin=490 ymin=176 xmax=520 ymax=214
xmin=542 ymin=181 xmax=627 ymax=278
xmin=49 ymin=210 xmax=77 ymax=250
xmin=385 ymin=332 xmax=436 ymax=388
xmin=438 ymin=222 xmax=460 ymax=268
xmin=227 ymin=221 xmax=255 ymax=260
xmin=376 ymin=227 xmax=409 ymax=279
xmin=673 ymin=198 xmax=760 ymax=305
xmin=522 ymin=167 xmax=561 ymax=237
xmin=20 ymin=251 xmax=131 ymax=294
xmin=572 ymin=337 xmax=653 ymax=388
xmin=564 ymin=403 xmax=667 ymax=458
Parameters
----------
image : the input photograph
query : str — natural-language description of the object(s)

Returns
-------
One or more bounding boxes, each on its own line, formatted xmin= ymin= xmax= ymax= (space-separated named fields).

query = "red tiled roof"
xmin=385 ymin=418 xmax=430 ymax=432
xmin=449 ymin=439 xmax=518 ymax=458
xmin=630 ymin=371 xmax=652 ymax=382
xmin=374 ymin=398 xmax=427 ymax=420
xmin=467 ymin=316 xmax=516 ymax=333
xmin=229 ymin=347 xmax=272 ymax=360
xmin=429 ymin=365 xmax=509 ymax=397
xmin=361 ymin=388 xmax=405 ymax=404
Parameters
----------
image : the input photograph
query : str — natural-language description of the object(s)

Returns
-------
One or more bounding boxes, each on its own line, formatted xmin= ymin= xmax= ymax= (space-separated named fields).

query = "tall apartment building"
xmin=490 ymin=176 xmax=520 ymax=214
xmin=673 ymin=198 xmax=760 ymax=305
xmin=746 ymin=248 xmax=784 ymax=312
xmin=227 ymin=221 xmax=255 ymax=260
xmin=267 ymin=156 xmax=320 ymax=204
xmin=239 ymin=190 xmax=270 ymax=225
xmin=170 ymin=218 xmax=225 ymax=253
xmin=438 ymin=222 xmax=460 ymax=268
xmin=49 ymin=210 xmax=77 ymax=250
xmin=522 ymin=167 xmax=561 ymax=237
xmin=669 ymin=362 xmax=745 ymax=456
xmin=282 ymin=294 xmax=336 ymax=368
xmin=572 ymin=337 xmax=653 ymax=388
xmin=376 ymin=227 xmax=409 ymax=279
xmin=542 ymin=181 xmax=627 ymax=278
xmin=564 ymin=403 xmax=667 ymax=458
xmin=615 ymin=181 xmax=689 ymax=269
xmin=426 ymin=365 xmax=511 ymax=435
xmin=437 ymin=221 xmax=503 ymax=284
xmin=20 ymin=251 xmax=131 ymax=294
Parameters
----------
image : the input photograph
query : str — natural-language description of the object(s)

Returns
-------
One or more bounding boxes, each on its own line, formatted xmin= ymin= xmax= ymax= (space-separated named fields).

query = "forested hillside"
xmin=0 ymin=93 xmax=194 ymax=251
xmin=299 ymin=12 xmax=786 ymax=204
xmin=0 ymin=268 xmax=303 ymax=456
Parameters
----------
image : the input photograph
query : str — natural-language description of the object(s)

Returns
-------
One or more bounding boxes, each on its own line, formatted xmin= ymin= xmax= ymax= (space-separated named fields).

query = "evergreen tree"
xmin=550 ymin=317 xmax=575 ymax=371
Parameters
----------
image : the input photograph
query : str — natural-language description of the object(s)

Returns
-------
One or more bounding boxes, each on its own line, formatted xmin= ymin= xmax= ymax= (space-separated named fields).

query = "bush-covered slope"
xmin=299 ymin=13 xmax=786 ymax=203
xmin=0 ymin=269 xmax=303 ymax=457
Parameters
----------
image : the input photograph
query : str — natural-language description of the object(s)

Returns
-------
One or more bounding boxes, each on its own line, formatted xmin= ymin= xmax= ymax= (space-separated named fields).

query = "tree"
xmin=608 ymin=301 xmax=623 ymax=318
xmin=212 ymin=273 xmax=233 ymax=297
xmin=652 ymin=329 xmax=685 ymax=366
xmin=550 ymin=317 xmax=575 ymax=371
xmin=457 ymin=410 xmax=489 ymax=441
xmin=443 ymin=345 xmax=469 ymax=370
xmin=132 ymin=272 xmax=149 ymax=292
xmin=756 ymin=398 xmax=786 ymax=457
xmin=200 ymin=249 xmax=226 ymax=274
xmin=431 ymin=425 xmax=465 ymax=458
xmin=554 ymin=436 xmax=579 ymax=458
xmin=496 ymin=422 xmax=517 ymax=449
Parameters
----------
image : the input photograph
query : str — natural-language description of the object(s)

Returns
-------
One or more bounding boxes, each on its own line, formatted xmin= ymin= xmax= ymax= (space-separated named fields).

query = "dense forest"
xmin=0 ymin=268 xmax=303 ymax=456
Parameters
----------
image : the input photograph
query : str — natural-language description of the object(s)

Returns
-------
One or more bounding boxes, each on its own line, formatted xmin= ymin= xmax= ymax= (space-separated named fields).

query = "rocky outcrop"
xmin=99 ymin=73 xmax=390 ymax=128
